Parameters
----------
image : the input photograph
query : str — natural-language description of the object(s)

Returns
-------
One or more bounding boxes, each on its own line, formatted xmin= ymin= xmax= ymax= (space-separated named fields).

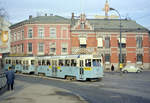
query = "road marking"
xmin=110 ymin=95 xmax=121 ymax=98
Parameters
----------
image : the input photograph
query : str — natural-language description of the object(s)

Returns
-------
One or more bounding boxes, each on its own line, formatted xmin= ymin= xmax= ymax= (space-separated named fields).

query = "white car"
xmin=121 ymin=65 xmax=142 ymax=73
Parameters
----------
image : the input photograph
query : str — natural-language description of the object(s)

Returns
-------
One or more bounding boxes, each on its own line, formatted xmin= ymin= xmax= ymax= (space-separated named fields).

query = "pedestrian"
xmin=111 ymin=64 xmax=114 ymax=72
xmin=5 ymin=66 xmax=15 ymax=91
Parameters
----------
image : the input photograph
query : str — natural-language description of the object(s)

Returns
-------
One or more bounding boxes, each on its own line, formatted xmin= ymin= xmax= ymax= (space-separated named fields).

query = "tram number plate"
xmin=84 ymin=67 xmax=92 ymax=71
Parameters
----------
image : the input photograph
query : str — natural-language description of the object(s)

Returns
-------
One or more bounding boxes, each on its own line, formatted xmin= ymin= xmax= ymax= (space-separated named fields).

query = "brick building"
xmin=10 ymin=15 xmax=71 ymax=56
xmin=9 ymin=14 xmax=150 ymax=70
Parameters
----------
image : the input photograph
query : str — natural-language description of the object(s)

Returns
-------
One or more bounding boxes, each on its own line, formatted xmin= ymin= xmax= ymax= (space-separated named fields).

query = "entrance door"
xmin=52 ymin=60 xmax=57 ymax=77
xmin=79 ymin=60 xmax=84 ymax=79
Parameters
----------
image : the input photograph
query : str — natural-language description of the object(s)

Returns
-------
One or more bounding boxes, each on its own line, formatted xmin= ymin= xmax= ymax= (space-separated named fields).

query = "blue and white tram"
xmin=21 ymin=57 xmax=36 ymax=74
xmin=4 ymin=54 xmax=104 ymax=81
xmin=36 ymin=54 xmax=104 ymax=81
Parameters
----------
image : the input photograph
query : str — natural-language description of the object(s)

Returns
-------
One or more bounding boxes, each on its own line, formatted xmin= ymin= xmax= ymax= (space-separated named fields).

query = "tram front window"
xmin=85 ymin=59 xmax=91 ymax=67
xmin=92 ymin=59 xmax=101 ymax=67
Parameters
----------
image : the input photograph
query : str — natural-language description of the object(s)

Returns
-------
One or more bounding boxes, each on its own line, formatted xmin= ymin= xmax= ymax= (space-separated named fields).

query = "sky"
xmin=0 ymin=0 xmax=150 ymax=29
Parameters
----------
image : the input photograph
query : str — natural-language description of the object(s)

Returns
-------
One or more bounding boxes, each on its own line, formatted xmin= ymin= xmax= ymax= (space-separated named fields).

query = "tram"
xmin=4 ymin=54 xmax=104 ymax=81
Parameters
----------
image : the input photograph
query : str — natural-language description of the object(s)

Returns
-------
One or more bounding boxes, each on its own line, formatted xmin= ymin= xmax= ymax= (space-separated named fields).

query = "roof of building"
xmin=10 ymin=15 xmax=149 ymax=32
xmin=87 ymin=19 xmax=149 ymax=32
xmin=9 ymin=15 xmax=70 ymax=29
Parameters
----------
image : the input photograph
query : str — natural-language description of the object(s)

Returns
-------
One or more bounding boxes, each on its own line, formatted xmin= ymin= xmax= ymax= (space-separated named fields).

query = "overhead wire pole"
xmin=109 ymin=8 xmax=123 ymax=70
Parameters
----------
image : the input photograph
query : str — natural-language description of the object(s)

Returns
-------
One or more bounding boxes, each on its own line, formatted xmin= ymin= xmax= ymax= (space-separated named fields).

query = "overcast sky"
xmin=1 ymin=0 xmax=150 ymax=29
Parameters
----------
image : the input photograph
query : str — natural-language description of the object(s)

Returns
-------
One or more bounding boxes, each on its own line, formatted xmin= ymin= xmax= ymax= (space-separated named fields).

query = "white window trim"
xmin=97 ymin=38 xmax=103 ymax=47
xmin=38 ymin=43 xmax=44 ymax=54
xmin=79 ymin=38 xmax=86 ymax=44
xmin=28 ymin=28 xmax=33 ymax=38
xmin=38 ymin=27 xmax=44 ymax=38
xmin=27 ymin=43 xmax=33 ymax=54
xmin=50 ymin=28 xmax=56 ymax=38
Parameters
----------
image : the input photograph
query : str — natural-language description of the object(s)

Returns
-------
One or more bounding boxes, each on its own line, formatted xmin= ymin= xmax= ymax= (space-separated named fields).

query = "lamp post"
xmin=109 ymin=8 xmax=122 ymax=69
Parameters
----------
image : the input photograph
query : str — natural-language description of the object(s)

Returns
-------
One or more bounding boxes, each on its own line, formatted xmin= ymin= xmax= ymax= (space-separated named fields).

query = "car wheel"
xmin=123 ymin=70 xmax=128 ymax=73
xmin=136 ymin=70 xmax=142 ymax=73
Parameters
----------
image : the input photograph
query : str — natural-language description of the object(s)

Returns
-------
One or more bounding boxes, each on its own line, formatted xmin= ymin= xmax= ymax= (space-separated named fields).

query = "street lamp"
xmin=109 ymin=8 xmax=122 ymax=69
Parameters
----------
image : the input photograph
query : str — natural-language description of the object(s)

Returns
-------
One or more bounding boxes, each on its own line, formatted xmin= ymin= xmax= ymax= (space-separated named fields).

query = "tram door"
xmin=52 ymin=60 xmax=57 ymax=77
xmin=79 ymin=60 xmax=84 ymax=79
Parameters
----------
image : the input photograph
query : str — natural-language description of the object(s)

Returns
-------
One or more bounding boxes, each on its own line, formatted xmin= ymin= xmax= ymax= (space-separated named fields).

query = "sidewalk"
xmin=0 ymin=80 xmax=87 ymax=103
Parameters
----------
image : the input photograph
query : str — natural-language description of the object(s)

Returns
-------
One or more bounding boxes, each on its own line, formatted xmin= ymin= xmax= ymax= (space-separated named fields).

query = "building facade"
xmin=10 ymin=15 xmax=71 ymax=56
xmin=9 ymin=14 xmax=150 ymax=70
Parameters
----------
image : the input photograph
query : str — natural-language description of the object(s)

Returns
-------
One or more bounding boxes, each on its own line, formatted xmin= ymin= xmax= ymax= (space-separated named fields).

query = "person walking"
xmin=5 ymin=66 xmax=15 ymax=91
xmin=111 ymin=64 xmax=114 ymax=72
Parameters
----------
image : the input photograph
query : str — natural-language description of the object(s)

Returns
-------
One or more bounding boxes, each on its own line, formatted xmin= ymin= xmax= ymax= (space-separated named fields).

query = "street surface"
xmin=1 ymin=71 xmax=150 ymax=103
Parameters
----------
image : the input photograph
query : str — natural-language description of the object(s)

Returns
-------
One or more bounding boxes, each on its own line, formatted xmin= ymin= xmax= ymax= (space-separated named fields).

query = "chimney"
xmin=29 ymin=15 xmax=32 ymax=19
xmin=45 ymin=13 xmax=47 ymax=16
xmin=71 ymin=12 xmax=74 ymax=20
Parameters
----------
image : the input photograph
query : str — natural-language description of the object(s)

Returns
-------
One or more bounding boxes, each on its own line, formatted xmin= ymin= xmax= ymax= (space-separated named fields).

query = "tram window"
xmin=12 ymin=60 xmax=15 ymax=65
xmin=16 ymin=60 xmax=19 ymax=64
xmin=92 ymin=59 xmax=101 ymax=67
xmin=38 ymin=60 xmax=41 ymax=65
xmin=42 ymin=60 xmax=45 ymax=65
xmin=59 ymin=60 xmax=64 ymax=66
xmin=85 ymin=59 xmax=91 ymax=67
xmin=9 ymin=60 xmax=11 ymax=64
xmin=65 ymin=59 xmax=70 ymax=66
xmin=46 ymin=60 xmax=51 ymax=65
xmin=31 ymin=60 xmax=34 ymax=65
xmin=23 ymin=61 xmax=25 ymax=64
xmin=26 ymin=61 xmax=28 ymax=65
xmin=71 ymin=59 xmax=77 ymax=66
xmin=52 ymin=60 xmax=57 ymax=66
xmin=19 ymin=60 xmax=22 ymax=64
xmin=6 ymin=59 xmax=8 ymax=64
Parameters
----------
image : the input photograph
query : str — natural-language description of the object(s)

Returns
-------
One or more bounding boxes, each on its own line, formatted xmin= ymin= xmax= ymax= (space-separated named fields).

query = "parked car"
xmin=121 ymin=65 xmax=142 ymax=73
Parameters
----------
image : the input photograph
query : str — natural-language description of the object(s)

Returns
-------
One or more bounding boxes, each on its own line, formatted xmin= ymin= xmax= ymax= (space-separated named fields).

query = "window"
xmin=59 ymin=60 xmax=64 ymax=66
xmin=31 ymin=60 xmax=35 ymax=65
xmin=38 ymin=43 xmax=44 ymax=52
xmin=28 ymin=43 xmax=32 ymax=52
xmin=80 ymin=22 xmax=85 ymax=29
xmin=136 ymin=37 xmax=142 ymax=48
xmin=14 ymin=33 xmax=16 ymax=41
xmin=65 ymin=59 xmax=70 ymax=66
xmin=62 ymin=48 xmax=67 ymax=53
xmin=119 ymin=54 xmax=126 ymax=63
xmin=118 ymin=38 xmax=126 ymax=48
xmin=38 ymin=28 xmax=44 ymax=38
xmin=22 ymin=44 xmax=24 ymax=53
xmin=97 ymin=38 xmax=103 ymax=48
xmin=92 ymin=59 xmax=101 ymax=67
xmin=50 ymin=48 xmax=56 ymax=53
xmin=61 ymin=43 xmax=68 ymax=53
xmin=71 ymin=59 xmax=77 ymax=66
xmin=80 ymin=38 xmax=86 ymax=48
xmin=105 ymin=37 xmax=110 ymax=48
xmin=50 ymin=28 xmax=56 ymax=38
xmin=50 ymin=42 xmax=56 ymax=54
xmin=28 ymin=28 xmax=33 ymax=38
xmin=17 ymin=32 xmax=21 ymax=40
xmin=105 ymin=54 xmax=110 ymax=62
xmin=85 ymin=59 xmax=91 ymax=67
xmin=137 ymin=54 xmax=143 ymax=62
xmin=22 ymin=30 xmax=24 ymax=40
